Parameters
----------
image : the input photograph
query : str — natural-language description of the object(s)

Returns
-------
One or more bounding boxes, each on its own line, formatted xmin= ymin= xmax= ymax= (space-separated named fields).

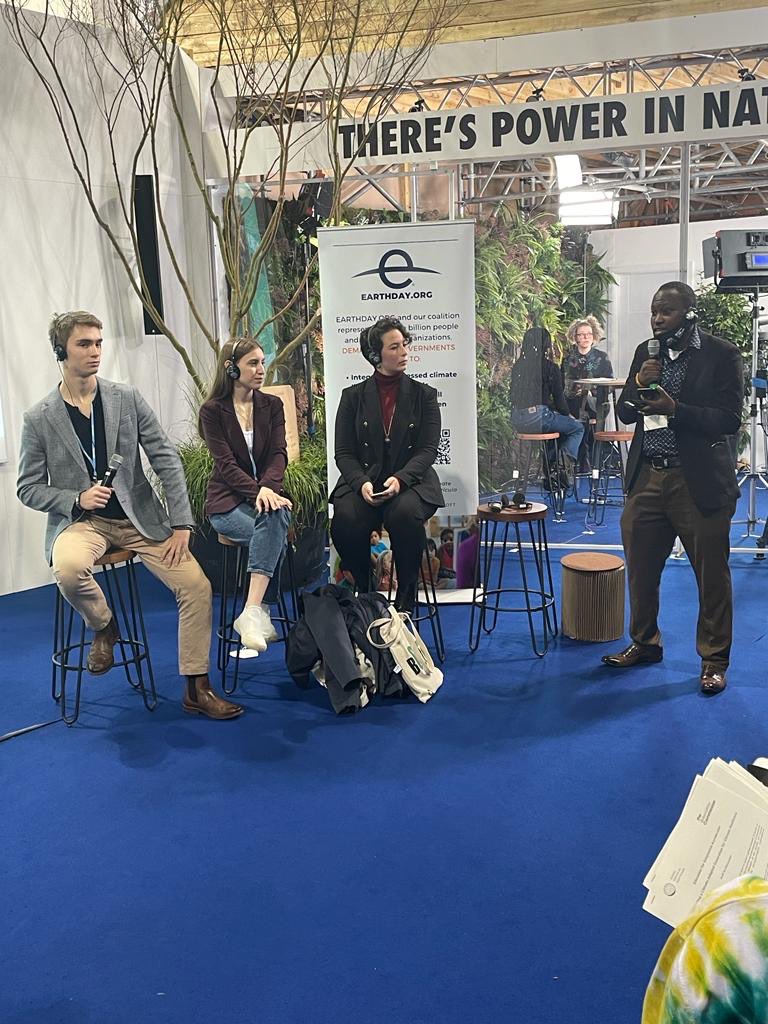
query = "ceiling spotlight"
xmin=739 ymin=67 xmax=757 ymax=82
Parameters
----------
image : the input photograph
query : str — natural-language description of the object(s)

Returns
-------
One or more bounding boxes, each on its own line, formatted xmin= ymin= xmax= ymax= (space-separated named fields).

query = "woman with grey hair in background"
xmin=561 ymin=315 xmax=614 ymax=469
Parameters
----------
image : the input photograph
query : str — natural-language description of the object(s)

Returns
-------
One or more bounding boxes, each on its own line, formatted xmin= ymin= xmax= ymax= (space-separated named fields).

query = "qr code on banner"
xmin=436 ymin=428 xmax=452 ymax=465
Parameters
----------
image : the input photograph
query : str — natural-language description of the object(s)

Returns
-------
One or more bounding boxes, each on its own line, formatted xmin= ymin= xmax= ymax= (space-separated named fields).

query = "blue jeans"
xmin=512 ymin=406 xmax=585 ymax=461
xmin=209 ymin=504 xmax=290 ymax=576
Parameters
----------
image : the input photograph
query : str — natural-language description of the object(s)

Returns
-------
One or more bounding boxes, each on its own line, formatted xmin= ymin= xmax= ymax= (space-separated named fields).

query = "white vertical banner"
xmin=317 ymin=221 xmax=478 ymax=516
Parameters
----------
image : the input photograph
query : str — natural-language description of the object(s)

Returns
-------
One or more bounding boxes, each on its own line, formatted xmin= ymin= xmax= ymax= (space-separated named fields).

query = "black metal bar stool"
xmin=382 ymin=533 xmax=446 ymax=663
xmin=468 ymin=501 xmax=558 ymax=658
xmin=517 ymin=432 xmax=567 ymax=521
xmin=51 ymin=548 xmax=157 ymax=726
xmin=585 ymin=430 xmax=633 ymax=527
xmin=216 ymin=533 xmax=300 ymax=694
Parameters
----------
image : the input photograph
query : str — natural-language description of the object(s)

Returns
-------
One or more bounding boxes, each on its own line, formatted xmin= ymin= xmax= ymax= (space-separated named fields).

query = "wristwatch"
xmin=73 ymin=493 xmax=84 ymax=517
xmin=173 ymin=524 xmax=195 ymax=532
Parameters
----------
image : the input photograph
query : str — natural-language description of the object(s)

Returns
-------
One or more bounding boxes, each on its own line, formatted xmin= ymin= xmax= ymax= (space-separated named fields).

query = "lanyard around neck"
xmin=74 ymin=400 xmax=97 ymax=481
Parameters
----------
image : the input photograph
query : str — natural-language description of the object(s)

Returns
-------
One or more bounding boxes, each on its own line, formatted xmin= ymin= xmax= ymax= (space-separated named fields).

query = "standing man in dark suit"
xmin=17 ymin=310 xmax=243 ymax=719
xmin=602 ymin=282 xmax=743 ymax=695
xmin=330 ymin=316 xmax=445 ymax=613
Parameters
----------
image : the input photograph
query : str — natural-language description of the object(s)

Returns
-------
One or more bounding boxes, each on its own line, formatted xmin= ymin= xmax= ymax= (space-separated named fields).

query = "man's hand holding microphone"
xmin=76 ymin=454 xmax=123 ymax=511
xmin=636 ymin=339 xmax=676 ymax=417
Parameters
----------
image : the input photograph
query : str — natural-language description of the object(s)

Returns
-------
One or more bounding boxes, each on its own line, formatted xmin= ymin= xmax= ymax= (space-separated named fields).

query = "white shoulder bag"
xmin=365 ymin=606 xmax=443 ymax=703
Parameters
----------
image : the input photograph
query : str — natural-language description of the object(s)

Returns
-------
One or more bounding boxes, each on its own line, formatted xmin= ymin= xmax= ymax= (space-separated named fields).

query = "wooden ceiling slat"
xmin=178 ymin=0 xmax=768 ymax=65
xmin=176 ymin=0 xmax=712 ymax=34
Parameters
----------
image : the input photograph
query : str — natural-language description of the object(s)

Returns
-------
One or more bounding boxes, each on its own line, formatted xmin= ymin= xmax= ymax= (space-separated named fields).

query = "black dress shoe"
xmin=602 ymin=642 xmax=664 ymax=668
xmin=700 ymin=667 xmax=727 ymax=696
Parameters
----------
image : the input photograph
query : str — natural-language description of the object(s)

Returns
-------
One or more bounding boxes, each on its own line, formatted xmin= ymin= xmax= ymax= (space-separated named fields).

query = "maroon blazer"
xmin=199 ymin=390 xmax=288 ymax=516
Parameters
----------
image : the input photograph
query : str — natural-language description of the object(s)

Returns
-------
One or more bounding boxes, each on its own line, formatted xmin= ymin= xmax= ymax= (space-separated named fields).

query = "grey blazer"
xmin=17 ymin=379 xmax=194 ymax=563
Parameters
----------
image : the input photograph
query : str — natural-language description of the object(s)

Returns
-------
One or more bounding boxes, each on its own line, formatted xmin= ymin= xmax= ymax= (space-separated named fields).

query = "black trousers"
xmin=331 ymin=489 xmax=437 ymax=593
xmin=621 ymin=462 xmax=735 ymax=669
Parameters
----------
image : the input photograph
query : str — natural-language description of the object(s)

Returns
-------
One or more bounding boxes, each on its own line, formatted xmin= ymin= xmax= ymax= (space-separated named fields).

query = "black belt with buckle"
xmin=645 ymin=455 xmax=682 ymax=469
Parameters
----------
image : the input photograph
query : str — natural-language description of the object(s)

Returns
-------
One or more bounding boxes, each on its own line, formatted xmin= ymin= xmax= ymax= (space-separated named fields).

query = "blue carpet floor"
xmin=2 ymin=489 xmax=768 ymax=1024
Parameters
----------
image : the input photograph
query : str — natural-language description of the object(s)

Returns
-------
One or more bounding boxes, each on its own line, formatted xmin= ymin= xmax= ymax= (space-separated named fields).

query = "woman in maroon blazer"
xmin=198 ymin=338 xmax=292 ymax=652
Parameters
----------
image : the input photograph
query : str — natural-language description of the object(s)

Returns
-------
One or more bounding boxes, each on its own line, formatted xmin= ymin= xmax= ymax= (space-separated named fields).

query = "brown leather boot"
xmin=87 ymin=616 xmax=120 ymax=675
xmin=182 ymin=675 xmax=244 ymax=719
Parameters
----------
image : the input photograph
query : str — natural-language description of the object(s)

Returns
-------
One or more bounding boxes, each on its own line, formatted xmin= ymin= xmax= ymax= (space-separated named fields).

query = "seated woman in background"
xmin=562 ymin=316 xmax=614 ymax=467
xmin=510 ymin=326 xmax=584 ymax=469
xmin=199 ymin=338 xmax=292 ymax=652
xmin=562 ymin=316 xmax=614 ymax=418
xmin=330 ymin=316 xmax=444 ymax=613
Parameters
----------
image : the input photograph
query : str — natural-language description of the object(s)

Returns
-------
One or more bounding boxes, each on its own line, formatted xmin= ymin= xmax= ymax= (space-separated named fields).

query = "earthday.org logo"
xmin=353 ymin=249 xmax=440 ymax=300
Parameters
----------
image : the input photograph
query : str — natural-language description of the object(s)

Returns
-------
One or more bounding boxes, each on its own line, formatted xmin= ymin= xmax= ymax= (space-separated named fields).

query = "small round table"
xmin=468 ymin=502 xmax=558 ymax=657
xmin=572 ymin=378 xmax=626 ymax=431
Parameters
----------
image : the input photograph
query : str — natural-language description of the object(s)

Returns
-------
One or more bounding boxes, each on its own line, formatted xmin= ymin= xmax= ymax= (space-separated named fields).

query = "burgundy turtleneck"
xmin=374 ymin=370 xmax=403 ymax=432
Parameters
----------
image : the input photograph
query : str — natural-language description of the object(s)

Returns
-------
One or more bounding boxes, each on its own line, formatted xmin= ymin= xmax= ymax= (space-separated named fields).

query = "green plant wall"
xmin=236 ymin=203 xmax=617 ymax=512
xmin=474 ymin=208 xmax=615 ymax=490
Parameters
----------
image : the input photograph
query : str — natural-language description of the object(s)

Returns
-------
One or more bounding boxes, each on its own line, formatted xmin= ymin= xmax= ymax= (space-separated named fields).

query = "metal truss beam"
xmin=460 ymin=135 xmax=768 ymax=220
xmin=289 ymin=46 xmax=768 ymax=121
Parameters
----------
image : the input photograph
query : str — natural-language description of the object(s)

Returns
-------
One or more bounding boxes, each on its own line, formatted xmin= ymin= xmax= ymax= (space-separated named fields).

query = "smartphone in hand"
xmin=638 ymin=386 xmax=659 ymax=403
xmin=369 ymin=489 xmax=390 ymax=500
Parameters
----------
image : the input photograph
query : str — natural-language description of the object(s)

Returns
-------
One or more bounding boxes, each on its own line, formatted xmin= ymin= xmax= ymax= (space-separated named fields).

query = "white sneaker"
xmin=259 ymin=604 xmax=279 ymax=644
xmin=233 ymin=606 xmax=268 ymax=653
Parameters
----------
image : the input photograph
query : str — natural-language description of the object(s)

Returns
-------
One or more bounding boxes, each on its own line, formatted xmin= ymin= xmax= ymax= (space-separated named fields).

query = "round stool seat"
xmin=517 ymin=432 xmax=560 ymax=441
xmin=561 ymin=552 xmax=624 ymax=573
xmin=96 ymin=548 xmax=136 ymax=567
xmin=477 ymin=501 xmax=548 ymax=524
xmin=560 ymin=551 xmax=625 ymax=642
xmin=594 ymin=431 xmax=633 ymax=443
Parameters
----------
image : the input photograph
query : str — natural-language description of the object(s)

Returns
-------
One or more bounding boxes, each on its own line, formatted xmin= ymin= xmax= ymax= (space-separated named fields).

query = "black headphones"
xmin=225 ymin=339 xmax=245 ymax=380
xmin=53 ymin=342 xmax=67 ymax=361
xmin=360 ymin=327 xmax=381 ymax=368
xmin=685 ymin=308 xmax=698 ymax=321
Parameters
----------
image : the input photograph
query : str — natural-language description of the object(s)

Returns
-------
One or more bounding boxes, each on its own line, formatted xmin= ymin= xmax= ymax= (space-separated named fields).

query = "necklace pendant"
xmin=384 ymin=437 xmax=391 ymax=445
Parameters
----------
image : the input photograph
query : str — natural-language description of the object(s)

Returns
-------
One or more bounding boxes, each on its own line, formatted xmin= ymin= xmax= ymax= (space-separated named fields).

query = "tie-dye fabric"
xmin=643 ymin=874 xmax=768 ymax=1024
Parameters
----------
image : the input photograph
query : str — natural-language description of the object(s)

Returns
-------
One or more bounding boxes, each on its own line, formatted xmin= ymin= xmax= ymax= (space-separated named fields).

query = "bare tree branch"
xmin=2 ymin=0 xmax=454 ymax=402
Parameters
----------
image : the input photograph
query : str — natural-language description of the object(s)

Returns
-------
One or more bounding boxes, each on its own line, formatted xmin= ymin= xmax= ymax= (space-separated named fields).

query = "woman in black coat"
xmin=330 ymin=316 xmax=445 ymax=612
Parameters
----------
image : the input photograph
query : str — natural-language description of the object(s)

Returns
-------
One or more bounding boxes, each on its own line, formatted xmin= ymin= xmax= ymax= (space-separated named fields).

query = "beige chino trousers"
xmin=52 ymin=517 xmax=212 ymax=676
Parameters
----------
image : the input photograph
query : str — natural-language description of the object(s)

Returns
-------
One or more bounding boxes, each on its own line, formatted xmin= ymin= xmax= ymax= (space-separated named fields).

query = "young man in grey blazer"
xmin=17 ymin=310 xmax=243 ymax=720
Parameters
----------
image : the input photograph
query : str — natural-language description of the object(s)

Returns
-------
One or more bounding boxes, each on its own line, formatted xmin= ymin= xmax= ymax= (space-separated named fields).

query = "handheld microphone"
xmin=643 ymin=337 xmax=663 ymax=387
xmin=100 ymin=454 xmax=123 ymax=488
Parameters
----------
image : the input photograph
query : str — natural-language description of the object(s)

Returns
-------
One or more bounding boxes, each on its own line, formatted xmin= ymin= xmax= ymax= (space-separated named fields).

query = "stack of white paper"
xmin=643 ymin=758 xmax=768 ymax=927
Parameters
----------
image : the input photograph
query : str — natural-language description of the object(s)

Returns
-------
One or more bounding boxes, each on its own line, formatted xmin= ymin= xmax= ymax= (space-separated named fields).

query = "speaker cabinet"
xmin=133 ymin=175 xmax=164 ymax=335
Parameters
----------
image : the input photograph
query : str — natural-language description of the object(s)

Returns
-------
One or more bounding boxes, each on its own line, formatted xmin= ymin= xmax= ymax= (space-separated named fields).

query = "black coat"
xmin=617 ymin=329 xmax=743 ymax=512
xmin=286 ymin=585 xmax=405 ymax=713
xmin=330 ymin=374 xmax=445 ymax=508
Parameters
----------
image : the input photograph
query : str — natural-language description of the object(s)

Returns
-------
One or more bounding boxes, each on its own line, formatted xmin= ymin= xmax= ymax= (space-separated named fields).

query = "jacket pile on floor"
xmin=286 ymin=585 xmax=409 ymax=714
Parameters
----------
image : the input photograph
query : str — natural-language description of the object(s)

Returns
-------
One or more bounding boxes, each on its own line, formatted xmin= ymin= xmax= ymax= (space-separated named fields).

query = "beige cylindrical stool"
xmin=560 ymin=552 xmax=625 ymax=641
